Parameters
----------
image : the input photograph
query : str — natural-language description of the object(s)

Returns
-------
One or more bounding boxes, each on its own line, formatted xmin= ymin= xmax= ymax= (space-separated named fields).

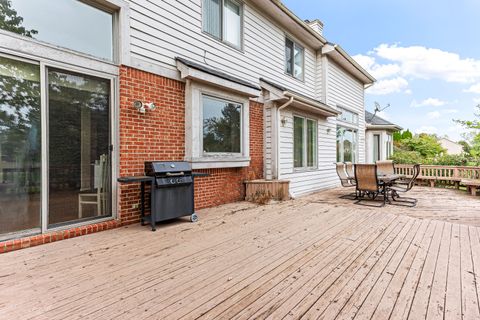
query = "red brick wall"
xmin=119 ymin=67 xmax=264 ymax=223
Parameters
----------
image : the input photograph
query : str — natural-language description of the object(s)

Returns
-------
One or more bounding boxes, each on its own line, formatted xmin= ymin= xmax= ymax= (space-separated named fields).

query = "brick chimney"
xmin=305 ymin=19 xmax=324 ymax=36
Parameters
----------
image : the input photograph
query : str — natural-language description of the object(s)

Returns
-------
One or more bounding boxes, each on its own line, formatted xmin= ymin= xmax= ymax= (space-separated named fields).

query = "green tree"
xmin=0 ymin=0 xmax=37 ymax=37
xmin=403 ymin=134 xmax=445 ymax=158
xmin=401 ymin=129 xmax=413 ymax=140
xmin=458 ymin=140 xmax=471 ymax=155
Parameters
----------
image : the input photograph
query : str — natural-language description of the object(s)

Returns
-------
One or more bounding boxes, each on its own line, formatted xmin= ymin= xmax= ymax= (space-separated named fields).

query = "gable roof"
xmin=365 ymin=110 xmax=403 ymax=131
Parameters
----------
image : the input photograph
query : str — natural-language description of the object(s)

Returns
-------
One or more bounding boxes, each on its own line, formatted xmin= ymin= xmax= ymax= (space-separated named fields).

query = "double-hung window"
xmin=202 ymin=95 xmax=242 ymax=154
xmin=294 ymin=116 xmax=317 ymax=169
xmin=285 ymin=38 xmax=304 ymax=80
xmin=203 ymin=0 xmax=243 ymax=49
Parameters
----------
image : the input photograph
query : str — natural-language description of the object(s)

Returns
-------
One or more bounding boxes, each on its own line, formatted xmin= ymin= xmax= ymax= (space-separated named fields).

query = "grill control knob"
xmin=176 ymin=178 xmax=182 ymax=184
xmin=169 ymin=179 xmax=175 ymax=184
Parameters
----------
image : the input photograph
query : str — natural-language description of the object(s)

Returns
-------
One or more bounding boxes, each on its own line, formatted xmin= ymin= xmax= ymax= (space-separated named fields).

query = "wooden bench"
xmin=461 ymin=179 xmax=480 ymax=196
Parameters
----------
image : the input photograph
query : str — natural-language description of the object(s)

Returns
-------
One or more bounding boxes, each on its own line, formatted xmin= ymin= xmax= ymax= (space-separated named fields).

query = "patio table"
xmin=377 ymin=174 xmax=406 ymax=204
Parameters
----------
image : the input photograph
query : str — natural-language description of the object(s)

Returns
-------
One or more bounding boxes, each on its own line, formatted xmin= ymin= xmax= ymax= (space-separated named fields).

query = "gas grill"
xmin=144 ymin=161 xmax=208 ymax=231
xmin=117 ymin=161 xmax=208 ymax=231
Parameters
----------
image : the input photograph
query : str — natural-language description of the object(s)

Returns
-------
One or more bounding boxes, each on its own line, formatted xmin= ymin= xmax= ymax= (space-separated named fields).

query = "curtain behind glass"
xmin=203 ymin=0 xmax=221 ymax=39
xmin=294 ymin=45 xmax=304 ymax=80
xmin=294 ymin=117 xmax=304 ymax=168
xmin=0 ymin=56 xmax=41 ymax=235
xmin=223 ymin=0 xmax=241 ymax=47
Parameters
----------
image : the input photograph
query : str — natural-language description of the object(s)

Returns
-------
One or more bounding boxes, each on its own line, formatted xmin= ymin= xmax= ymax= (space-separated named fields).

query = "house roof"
xmin=175 ymin=57 xmax=261 ymax=91
xmin=365 ymin=110 xmax=403 ymax=131
xmin=260 ymin=78 xmax=340 ymax=117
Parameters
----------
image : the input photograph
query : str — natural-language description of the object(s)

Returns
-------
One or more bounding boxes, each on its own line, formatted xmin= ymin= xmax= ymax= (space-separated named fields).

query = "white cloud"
xmin=415 ymin=126 xmax=438 ymax=134
xmin=411 ymin=98 xmax=447 ymax=107
xmin=352 ymin=54 xmax=401 ymax=79
xmin=474 ymin=97 xmax=480 ymax=104
xmin=427 ymin=111 xmax=441 ymax=119
xmin=443 ymin=109 xmax=459 ymax=114
xmin=366 ymin=77 xmax=409 ymax=95
xmin=465 ymin=83 xmax=480 ymax=94
xmin=404 ymin=89 xmax=413 ymax=95
xmin=374 ymin=44 xmax=480 ymax=83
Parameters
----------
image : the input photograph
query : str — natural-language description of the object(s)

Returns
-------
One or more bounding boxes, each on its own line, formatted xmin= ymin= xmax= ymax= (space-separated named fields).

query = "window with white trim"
xmin=202 ymin=95 xmax=242 ymax=154
xmin=337 ymin=107 xmax=359 ymax=124
xmin=386 ymin=134 xmax=393 ymax=158
xmin=337 ymin=127 xmax=358 ymax=163
xmin=202 ymin=0 xmax=243 ymax=49
xmin=285 ymin=37 xmax=304 ymax=80
xmin=294 ymin=116 xmax=317 ymax=169
xmin=0 ymin=0 xmax=114 ymax=60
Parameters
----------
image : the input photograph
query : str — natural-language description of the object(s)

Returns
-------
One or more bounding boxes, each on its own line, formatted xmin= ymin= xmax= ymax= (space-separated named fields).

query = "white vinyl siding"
xmin=128 ymin=0 xmax=317 ymax=98
xmin=327 ymin=60 xmax=366 ymax=164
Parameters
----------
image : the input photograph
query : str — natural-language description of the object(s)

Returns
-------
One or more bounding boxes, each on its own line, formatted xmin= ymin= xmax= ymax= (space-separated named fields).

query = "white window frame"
xmin=386 ymin=133 xmax=393 ymax=158
xmin=0 ymin=50 xmax=119 ymax=241
xmin=201 ymin=94 xmax=244 ymax=156
xmin=337 ymin=126 xmax=358 ymax=163
xmin=285 ymin=37 xmax=305 ymax=81
xmin=185 ymin=80 xmax=250 ymax=169
xmin=201 ymin=0 xmax=244 ymax=51
xmin=336 ymin=106 xmax=359 ymax=125
xmin=293 ymin=115 xmax=318 ymax=170
xmin=0 ymin=0 xmax=130 ymax=66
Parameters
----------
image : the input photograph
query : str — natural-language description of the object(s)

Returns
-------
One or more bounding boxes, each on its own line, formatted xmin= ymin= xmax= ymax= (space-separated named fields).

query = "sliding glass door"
xmin=0 ymin=56 xmax=41 ymax=235
xmin=0 ymin=55 xmax=113 ymax=237
xmin=47 ymin=69 xmax=111 ymax=226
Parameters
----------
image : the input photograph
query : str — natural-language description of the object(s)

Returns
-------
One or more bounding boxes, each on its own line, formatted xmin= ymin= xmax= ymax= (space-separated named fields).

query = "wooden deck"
xmin=1 ymin=186 xmax=480 ymax=319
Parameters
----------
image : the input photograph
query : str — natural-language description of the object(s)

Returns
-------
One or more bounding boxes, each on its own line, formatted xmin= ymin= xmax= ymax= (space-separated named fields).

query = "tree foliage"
xmin=0 ymin=0 xmax=37 ymax=37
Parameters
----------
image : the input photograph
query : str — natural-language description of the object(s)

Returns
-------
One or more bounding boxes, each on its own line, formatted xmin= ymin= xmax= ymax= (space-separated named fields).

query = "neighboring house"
xmin=0 ymin=0 xmax=373 ymax=245
xmin=365 ymin=111 xmax=403 ymax=163
xmin=439 ymin=138 xmax=464 ymax=155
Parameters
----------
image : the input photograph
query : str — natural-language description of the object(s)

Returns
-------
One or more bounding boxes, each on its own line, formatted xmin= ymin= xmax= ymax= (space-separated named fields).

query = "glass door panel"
xmin=47 ymin=69 xmax=111 ymax=226
xmin=0 ymin=56 xmax=41 ymax=235
xmin=373 ymin=134 xmax=381 ymax=161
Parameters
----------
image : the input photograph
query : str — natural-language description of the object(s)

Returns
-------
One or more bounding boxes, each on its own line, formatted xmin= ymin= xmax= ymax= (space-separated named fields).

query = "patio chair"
xmin=354 ymin=164 xmax=386 ymax=207
xmin=344 ymin=162 xmax=355 ymax=181
xmin=388 ymin=164 xmax=420 ymax=207
xmin=335 ymin=162 xmax=356 ymax=199
xmin=78 ymin=154 xmax=109 ymax=218
xmin=376 ymin=160 xmax=395 ymax=176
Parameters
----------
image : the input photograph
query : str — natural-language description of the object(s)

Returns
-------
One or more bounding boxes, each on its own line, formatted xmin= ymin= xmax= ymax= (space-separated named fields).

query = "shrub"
xmin=390 ymin=150 xmax=424 ymax=164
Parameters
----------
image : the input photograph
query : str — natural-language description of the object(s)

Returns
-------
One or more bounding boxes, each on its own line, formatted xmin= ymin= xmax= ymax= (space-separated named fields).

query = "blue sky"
xmin=283 ymin=0 xmax=480 ymax=141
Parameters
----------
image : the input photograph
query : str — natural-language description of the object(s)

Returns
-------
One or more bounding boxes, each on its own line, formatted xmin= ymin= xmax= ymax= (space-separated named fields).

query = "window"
xmin=386 ymin=134 xmax=393 ymax=158
xmin=337 ymin=127 xmax=358 ymax=163
xmin=285 ymin=38 xmax=304 ymax=80
xmin=203 ymin=0 xmax=242 ymax=49
xmin=294 ymin=116 xmax=317 ymax=169
xmin=202 ymin=95 xmax=242 ymax=154
xmin=337 ymin=107 xmax=359 ymax=124
xmin=0 ymin=0 xmax=114 ymax=60
xmin=373 ymin=134 xmax=381 ymax=161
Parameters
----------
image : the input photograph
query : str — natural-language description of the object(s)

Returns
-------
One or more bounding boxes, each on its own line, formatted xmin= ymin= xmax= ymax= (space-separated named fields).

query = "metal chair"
xmin=376 ymin=160 xmax=395 ymax=176
xmin=389 ymin=164 xmax=420 ymax=207
xmin=344 ymin=162 xmax=355 ymax=182
xmin=335 ymin=162 xmax=356 ymax=199
xmin=78 ymin=154 xmax=109 ymax=218
xmin=354 ymin=164 xmax=386 ymax=207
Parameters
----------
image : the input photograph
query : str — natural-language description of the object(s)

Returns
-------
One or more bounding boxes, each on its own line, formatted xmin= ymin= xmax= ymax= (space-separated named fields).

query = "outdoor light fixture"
xmin=281 ymin=116 xmax=287 ymax=126
xmin=133 ymin=101 xmax=156 ymax=114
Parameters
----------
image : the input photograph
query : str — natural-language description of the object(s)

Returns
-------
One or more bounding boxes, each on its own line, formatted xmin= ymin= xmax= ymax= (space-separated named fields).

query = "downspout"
xmin=275 ymin=96 xmax=294 ymax=179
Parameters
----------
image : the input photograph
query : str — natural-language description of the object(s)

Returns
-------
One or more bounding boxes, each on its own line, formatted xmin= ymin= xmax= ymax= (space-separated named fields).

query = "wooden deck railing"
xmin=394 ymin=164 xmax=480 ymax=187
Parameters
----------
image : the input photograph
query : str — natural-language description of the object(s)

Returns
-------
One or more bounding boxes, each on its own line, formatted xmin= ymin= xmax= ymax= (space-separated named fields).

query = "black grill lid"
xmin=145 ymin=161 xmax=192 ymax=175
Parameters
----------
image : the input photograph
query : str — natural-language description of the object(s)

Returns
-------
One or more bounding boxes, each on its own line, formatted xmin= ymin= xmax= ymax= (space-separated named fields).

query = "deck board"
xmin=1 ymin=186 xmax=480 ymax=320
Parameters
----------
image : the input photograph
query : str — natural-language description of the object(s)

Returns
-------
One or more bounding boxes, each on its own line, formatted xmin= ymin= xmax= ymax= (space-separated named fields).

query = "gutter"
xmin=275 ymin=96 xmax=294 ymax=179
